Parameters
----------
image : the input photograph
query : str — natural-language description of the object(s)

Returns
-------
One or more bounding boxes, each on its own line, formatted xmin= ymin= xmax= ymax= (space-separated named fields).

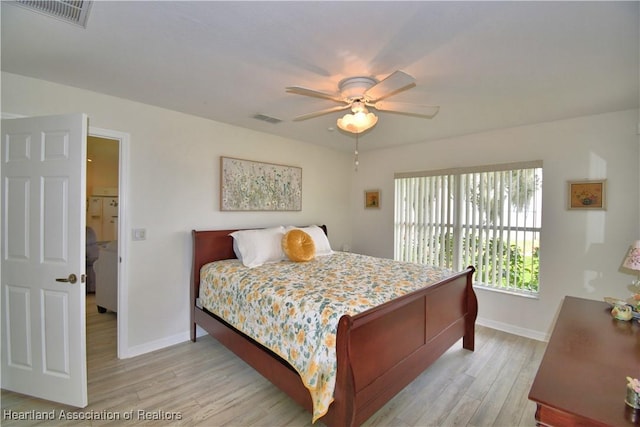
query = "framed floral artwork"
xmin=220 ymin=156 xmax=302 ymax=211
xmin=364 ymin=190 xmax=380 ymax=209
xmin=568 ymin=179 xmax=606 ymax=210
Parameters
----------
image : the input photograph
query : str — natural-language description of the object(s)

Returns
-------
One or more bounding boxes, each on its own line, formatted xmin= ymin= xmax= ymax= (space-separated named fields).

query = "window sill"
xmin=473 ymin=284 xmax=540 ymax=300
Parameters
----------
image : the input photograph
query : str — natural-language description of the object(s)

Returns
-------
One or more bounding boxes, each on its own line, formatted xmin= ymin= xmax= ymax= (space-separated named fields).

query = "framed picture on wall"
xmin=220 ymin=156 xmax=302 ymax=211
xmin=364 ymin=190 xmax=380 ymax=209
xmin=568 ymin=179 xmax=606 ymax=210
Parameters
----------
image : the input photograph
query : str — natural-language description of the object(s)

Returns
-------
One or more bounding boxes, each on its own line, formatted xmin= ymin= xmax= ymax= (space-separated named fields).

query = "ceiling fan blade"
xmin=365 ymin=70 xmax=416 ymax=101
xmin=372 ymin=101 xmax=440 ymax=119
xmin=293 ymin=104 xmax=351 ymax=121
xmin=286 ymin=86 xmax=343 ymax=102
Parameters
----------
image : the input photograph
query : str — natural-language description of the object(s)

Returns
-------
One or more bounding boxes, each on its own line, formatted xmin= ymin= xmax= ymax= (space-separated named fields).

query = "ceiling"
xmin=2 ymin=1 xmax=638 ymax=152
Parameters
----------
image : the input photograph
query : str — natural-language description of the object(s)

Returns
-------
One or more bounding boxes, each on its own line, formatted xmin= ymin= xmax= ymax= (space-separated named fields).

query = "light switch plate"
xmin=132 ymin=228 xmax=146 ymax=241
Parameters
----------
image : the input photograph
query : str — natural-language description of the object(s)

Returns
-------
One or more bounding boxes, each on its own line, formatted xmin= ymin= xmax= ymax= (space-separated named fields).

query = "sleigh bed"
xmin=190 ymin=225 xmax=477 ymax=426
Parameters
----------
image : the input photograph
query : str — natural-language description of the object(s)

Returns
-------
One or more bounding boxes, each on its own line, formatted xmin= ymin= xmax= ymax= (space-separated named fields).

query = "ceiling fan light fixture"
xmin=288 ymin=70 xmax=439 ymax=129
xmin=337 ymin=103 xmax=378 ymax=133
xmin=337 ymin=111 xmax=378 ymax=133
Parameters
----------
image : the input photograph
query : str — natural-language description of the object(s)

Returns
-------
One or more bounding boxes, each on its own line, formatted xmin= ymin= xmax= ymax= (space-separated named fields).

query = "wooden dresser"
xmin=529 ymin=296 xmax=640 ymax=426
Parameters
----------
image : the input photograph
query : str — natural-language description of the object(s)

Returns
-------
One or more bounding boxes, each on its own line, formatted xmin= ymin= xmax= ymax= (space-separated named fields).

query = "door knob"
xmin=56 ymin=274 xmax=78 ymax=284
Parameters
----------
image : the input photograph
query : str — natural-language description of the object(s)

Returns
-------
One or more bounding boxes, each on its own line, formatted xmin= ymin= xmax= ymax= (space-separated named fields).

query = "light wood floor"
xmin=1 ymin=294 xmax=547 ymax=426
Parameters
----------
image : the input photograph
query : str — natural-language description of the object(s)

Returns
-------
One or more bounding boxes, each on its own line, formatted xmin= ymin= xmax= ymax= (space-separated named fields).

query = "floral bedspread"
xmin=199 ymin=252 xmax=453 ymax=422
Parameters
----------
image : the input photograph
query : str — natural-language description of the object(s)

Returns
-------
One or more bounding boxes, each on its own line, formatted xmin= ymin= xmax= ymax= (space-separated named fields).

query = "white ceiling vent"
xmin=13 ymin=0 xmax=92 ymax=28
xmin=253 ymin=114 xmax=282 ymax=124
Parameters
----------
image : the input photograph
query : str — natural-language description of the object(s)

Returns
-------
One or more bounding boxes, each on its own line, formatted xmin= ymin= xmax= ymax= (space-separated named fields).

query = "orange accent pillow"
xmin=282 ymin=229 xmax=316 ymax=262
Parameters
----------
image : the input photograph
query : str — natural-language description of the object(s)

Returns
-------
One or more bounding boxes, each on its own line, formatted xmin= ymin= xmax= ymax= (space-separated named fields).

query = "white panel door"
xmin=1 ymin=114 xmax=88 ymax=407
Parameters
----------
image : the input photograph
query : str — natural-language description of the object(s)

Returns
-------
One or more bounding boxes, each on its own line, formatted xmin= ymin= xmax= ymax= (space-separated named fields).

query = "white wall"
xmin=351 ymin=109 xmax=640 ymax=340
xmin=4 ymin=71 xmax=639 ymax=350
xmin=1 ymin=72 xmax=353 ymax=356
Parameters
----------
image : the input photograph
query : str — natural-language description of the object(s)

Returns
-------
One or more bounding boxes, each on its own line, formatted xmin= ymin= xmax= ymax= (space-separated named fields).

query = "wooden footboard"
xmin=191 ymin=228 xmax=477 ymax=427
xmin=325 ymin=266 xmax=476 ymax=426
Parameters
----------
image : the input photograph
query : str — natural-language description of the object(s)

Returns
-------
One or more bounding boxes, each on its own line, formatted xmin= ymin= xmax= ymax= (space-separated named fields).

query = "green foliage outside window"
xmin=465 ymin=236 xmax=540 ymax=292
xmin=422 ymin=232 xmax=540 ymax=292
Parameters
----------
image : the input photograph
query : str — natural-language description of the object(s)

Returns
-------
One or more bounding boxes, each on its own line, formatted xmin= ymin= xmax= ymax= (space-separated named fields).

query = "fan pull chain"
xmin=354 ymin=132 xmax=359 ymax=172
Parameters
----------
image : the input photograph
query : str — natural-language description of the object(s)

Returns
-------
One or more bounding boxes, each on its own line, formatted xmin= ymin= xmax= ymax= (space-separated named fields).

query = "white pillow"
xmin=230 ymin=226 xmax=286 ymax=268
xmin=232 ymin=239 xmax=243 ymax=262
xmin=285 ymin=225 xmax=333 ymax=256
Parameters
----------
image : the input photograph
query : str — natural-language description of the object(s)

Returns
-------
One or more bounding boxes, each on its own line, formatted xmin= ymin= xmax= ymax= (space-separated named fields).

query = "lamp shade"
xmin=622 ymin=240 xmax=640 ymax=271
xmin=337 ymin=111 xmax=378 ymax=134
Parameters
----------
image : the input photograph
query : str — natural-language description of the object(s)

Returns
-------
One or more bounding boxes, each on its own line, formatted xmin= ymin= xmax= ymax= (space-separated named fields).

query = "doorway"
xmin=86 ymin=135 xmax=119 ymax=360
xmin=88 ymin=126 xmax=129 ymax=360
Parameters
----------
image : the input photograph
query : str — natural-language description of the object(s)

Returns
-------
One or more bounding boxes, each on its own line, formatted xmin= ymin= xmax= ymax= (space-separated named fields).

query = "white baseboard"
xmin=122 ymin=331 xmax=191 ymax=359
xmin=1 ymin=112 xmax=26 ymax=119
xmin=120 ymin=326 xmax=209 ymax=359
xmin=195 ymin=325 xmax=208 ymax=338
xmin=477 ymin=316 xmax=549 ymax=342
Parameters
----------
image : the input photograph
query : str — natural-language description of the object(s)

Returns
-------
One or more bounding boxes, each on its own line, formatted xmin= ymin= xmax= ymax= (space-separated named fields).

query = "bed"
xmin=190 ymin=225 xmax=477 ymax=426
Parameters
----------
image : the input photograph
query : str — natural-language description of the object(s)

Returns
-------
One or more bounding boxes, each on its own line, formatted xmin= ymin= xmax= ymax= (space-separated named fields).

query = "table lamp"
xmin=622 ymin=240 xmax=640 ymax=293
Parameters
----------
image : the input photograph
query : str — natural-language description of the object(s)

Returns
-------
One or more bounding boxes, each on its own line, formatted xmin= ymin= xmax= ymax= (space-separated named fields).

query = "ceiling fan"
xmin=286 ymin=70 xmax=439 ymax=133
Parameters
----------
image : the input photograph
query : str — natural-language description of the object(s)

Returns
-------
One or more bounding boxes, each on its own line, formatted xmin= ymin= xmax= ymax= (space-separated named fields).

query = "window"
xmin=394 ymin=161 xmax=542 ymax=295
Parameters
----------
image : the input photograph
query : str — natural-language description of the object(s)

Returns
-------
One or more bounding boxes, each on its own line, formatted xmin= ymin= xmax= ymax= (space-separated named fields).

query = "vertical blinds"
xmin=395 ymin=161 xmax=542 ymax=294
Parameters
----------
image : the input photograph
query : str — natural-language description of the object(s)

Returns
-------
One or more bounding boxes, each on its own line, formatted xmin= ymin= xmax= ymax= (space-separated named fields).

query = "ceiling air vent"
xmin=253 ymin=114 xmax=282 ymax=124
xmin=13 ymin=0 xmax=92 ymax=28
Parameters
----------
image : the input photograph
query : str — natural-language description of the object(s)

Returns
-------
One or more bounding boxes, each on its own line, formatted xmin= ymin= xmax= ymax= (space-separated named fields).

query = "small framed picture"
xmin=364 ymin=190 xmax=380 ymax=209
xmin=568 ymin=180 xmax=606 ymax=210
